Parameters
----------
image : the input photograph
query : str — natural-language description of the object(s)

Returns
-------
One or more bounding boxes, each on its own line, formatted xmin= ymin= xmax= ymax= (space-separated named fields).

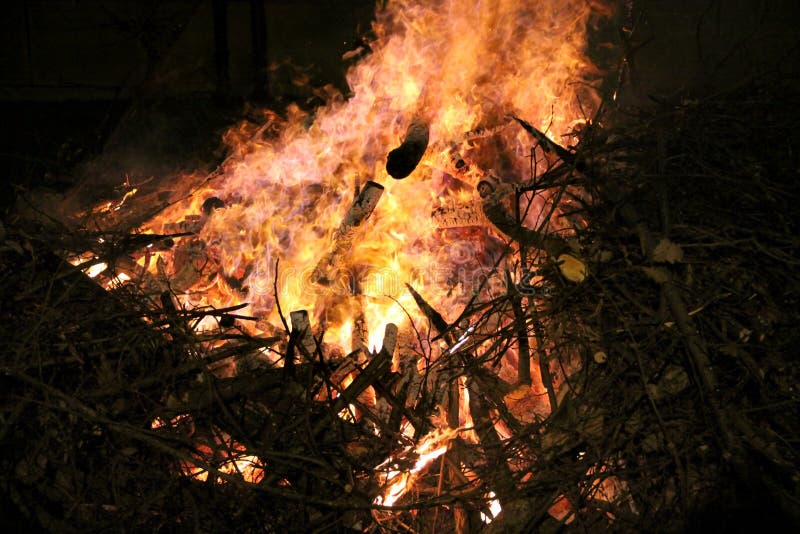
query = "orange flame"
xmin=132 ymin=0 xmax=606 ymax=352
xmin=374 ymin=426 xmax=460 ymax=507
xmin=102 ymin=0 xmax=610 ymax=504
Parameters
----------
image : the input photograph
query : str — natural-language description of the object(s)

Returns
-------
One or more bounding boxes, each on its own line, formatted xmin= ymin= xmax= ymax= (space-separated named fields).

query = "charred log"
xmin=386 ymin=120 xmax=430 ymax=179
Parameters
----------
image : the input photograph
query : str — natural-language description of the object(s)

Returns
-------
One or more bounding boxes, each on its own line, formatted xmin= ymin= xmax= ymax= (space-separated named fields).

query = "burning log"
xmin=373 ymin=376 xmax=427 ymax=438
xmin=289 ymin=309 xmax=317 ymax=361
xmin=431 ymin=196 xmax=489 ymax=229
xmin=313 ymin=324 xmax=396 ymax=436
xmin=386 ymin=119 xmax=430 ymax=179
xmin=373 ymin=328 xmax=427 ymax=437
xmin=310 ymin=181 xmax=384 ymax=286
xmin=351 ymin=295 xmax=369 ymax=353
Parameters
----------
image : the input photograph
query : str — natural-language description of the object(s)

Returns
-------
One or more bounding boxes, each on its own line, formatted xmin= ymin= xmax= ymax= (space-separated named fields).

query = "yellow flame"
xmin=85 ymin=262 xmax=108 ymax=279
xmin=374 ymin=426 xmax=460 ymax=507
xmin=133 ymin=0 xmax=606 ymax=352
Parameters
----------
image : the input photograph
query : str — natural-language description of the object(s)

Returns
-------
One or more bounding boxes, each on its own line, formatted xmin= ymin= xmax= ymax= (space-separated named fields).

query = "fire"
xmin=78 ymin=0 xmax=611 ymax=514
xmin=151 ymin=415 xmax=266 ymax=485
xmin=337 ymin=372 xmax=360 ymax=422
xmin=125 ymin=0 xmax=605 ymax=353
xmin=374 ymin=426 xmax=460 ymax=507
xmin=179 ymin=454 xmax=265 ymax=485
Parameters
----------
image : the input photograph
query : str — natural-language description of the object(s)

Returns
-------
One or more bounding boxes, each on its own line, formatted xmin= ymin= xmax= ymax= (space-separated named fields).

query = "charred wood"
xmin=405 ymin=283 xmax=450 ymax=339
xmin=510 ymin=115 xmax=576 ymax=166
xmin=386 ymin=120 xmax=429 ymax=179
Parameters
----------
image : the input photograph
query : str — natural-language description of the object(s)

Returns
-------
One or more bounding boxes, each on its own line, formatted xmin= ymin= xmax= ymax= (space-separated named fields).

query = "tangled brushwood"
xmin=2 ymin=75 xmax=799 ymax=533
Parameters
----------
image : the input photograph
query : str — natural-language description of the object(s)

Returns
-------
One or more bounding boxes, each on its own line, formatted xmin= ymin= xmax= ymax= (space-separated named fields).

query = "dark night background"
xmin=1 ymin=0 xmax=798 ymax=216
xmin=0 ymin=0 xmax=377 ymax=212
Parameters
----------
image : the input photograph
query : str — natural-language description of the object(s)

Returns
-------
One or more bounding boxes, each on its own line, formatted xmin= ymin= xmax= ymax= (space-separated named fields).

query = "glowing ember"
xmin=151 ymin=415 xmax=265 ymax=485
xmin=480 ymin=491 xmax=503 ymax=524
xmin=178 ymin=454 xmax=265 ymax=485
xmin=374 ymin=427 xmax=460 ymax=507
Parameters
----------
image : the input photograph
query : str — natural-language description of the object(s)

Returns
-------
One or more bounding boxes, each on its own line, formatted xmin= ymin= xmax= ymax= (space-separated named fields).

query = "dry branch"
xmin=4 ymin=70 xmax=799 ymax=533
xmin=510 ymin=114 xmax=576 ymax=165
xmin=313 ymin=324 xmax=396 ymax=436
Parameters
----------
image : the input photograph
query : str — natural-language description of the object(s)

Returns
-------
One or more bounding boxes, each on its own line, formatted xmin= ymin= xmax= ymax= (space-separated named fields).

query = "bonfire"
xmin=2 ymin=0 xmax=799 ymax=532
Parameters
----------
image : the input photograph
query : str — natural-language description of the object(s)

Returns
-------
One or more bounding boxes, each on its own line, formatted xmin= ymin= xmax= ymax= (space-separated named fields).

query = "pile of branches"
xmin=0 ymin=222 xmax=401 ymax=531
xmin=2 ymin=73 xmax=799 ymax=533
xmin=483 ymin=75 xmax=800 ymax=530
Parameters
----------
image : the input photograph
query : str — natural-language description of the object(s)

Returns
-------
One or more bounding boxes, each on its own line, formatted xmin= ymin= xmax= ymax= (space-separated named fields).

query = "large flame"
xmin=72 ymin=0 xmax=610 ymax=504
xmin=134 ymin=0 xmax=606 ymax=352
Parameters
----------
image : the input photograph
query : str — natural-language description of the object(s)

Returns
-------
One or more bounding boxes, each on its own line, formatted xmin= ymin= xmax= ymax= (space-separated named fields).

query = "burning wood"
xmin=314 ymin=323 xmax=396 ymax=436
xmin=386 ymin=119 xmax=430 ymax=179
xmin=289 ymin=309 xmax=317 ymax=360
xmin=310 ymin=180 xmax=384 ymax=287
xmin=15 ymin=0 xmax=796 ymax=531
xmin=431 ymin=196 xmax=489 ymax=229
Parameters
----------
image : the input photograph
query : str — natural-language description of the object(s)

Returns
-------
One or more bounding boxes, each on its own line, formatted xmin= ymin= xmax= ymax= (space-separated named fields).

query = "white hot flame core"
xmin=480 ymin=491 xmax=503 ymax=524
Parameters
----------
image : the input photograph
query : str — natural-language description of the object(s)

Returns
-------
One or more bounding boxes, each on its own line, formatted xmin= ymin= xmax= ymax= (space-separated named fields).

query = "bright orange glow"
xmin=547 ymin=464 xmax=638 ymax=523
xmin=587 ymin=464 xmax=638 ymax=517
xmin=217 ymin=454 xmax=265 ymax=484
xmin=548 ymin=494 xmax=575 ymax=523
xmin=374 ymin=426 xmax=460 ymax=506
xmin=179 ymin=454 xmax=265 ymax=485
xmin=85 ymin=0 xmax=610 ymax=507
xmin=151 ymin=415 xmax=265 ymax=485
xmin=459 ymin=377 xmax=479 ymax=444
xmin=124 ymin=0 xmax=605 ymax=355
